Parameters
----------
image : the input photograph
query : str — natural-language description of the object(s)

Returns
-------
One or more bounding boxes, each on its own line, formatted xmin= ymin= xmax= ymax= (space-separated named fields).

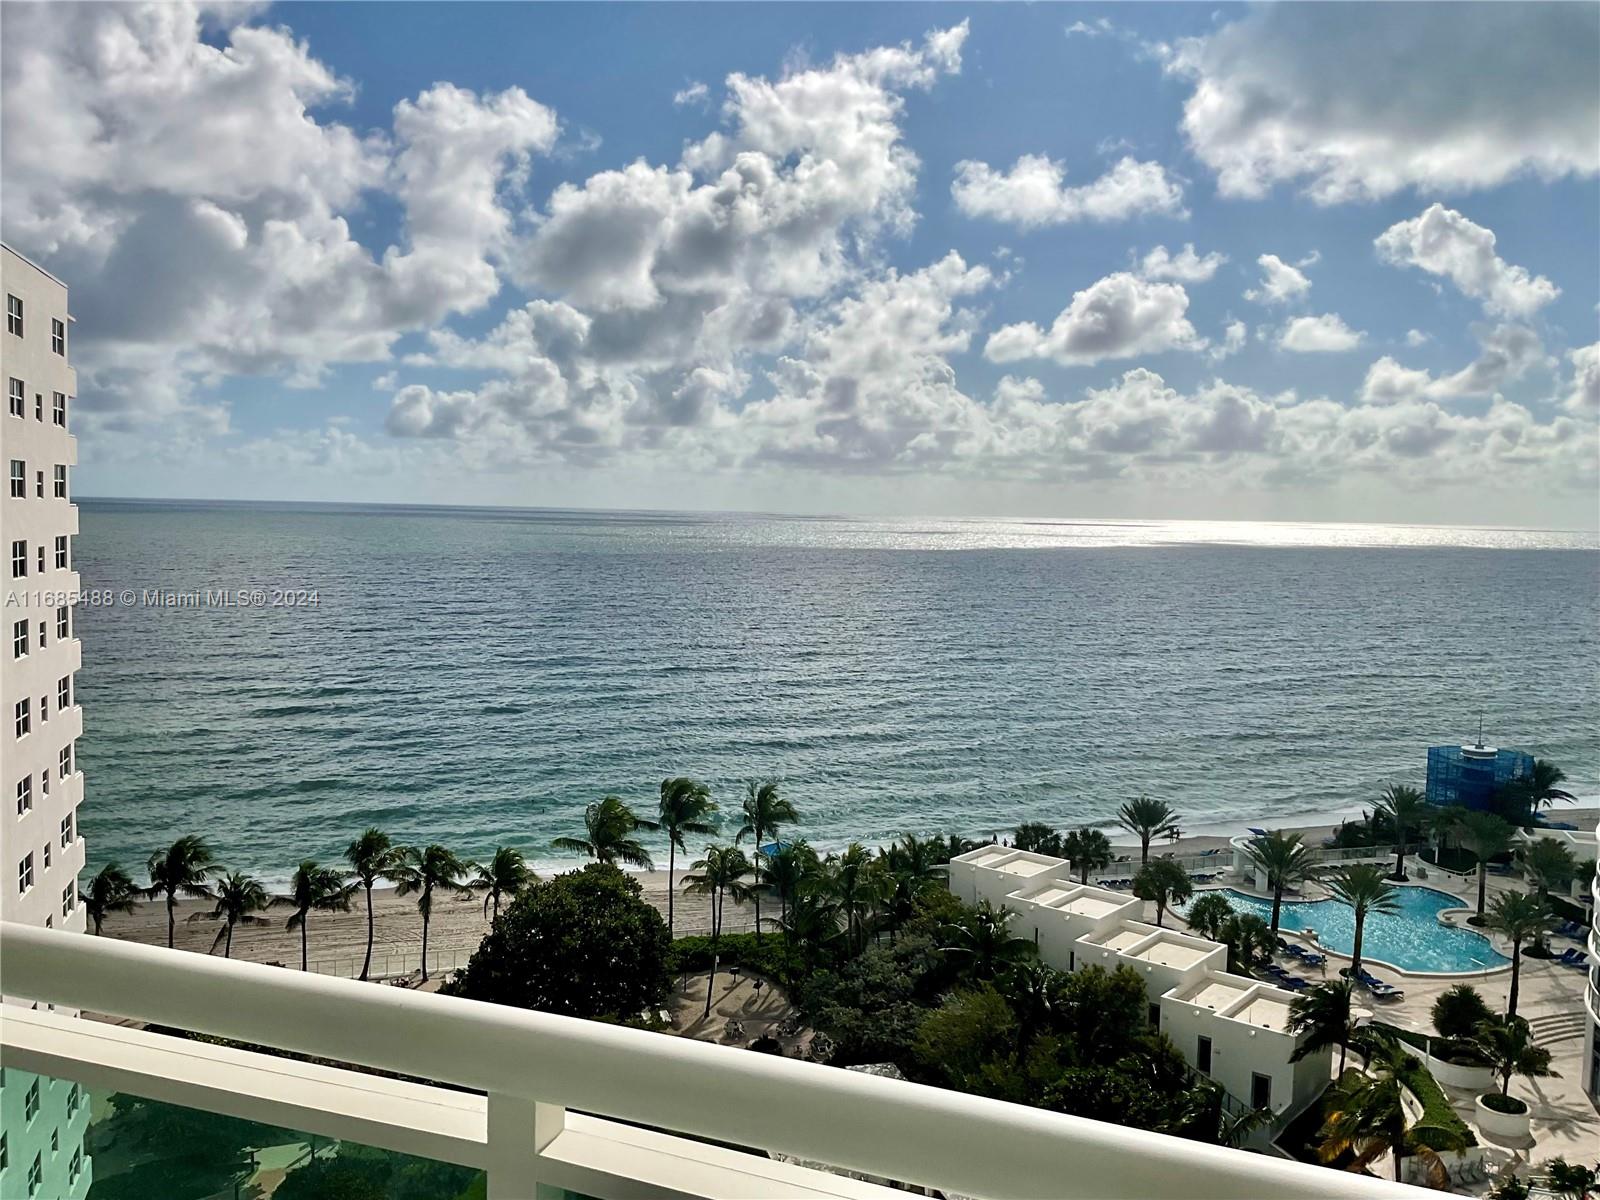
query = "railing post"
xmin=486 ymin=1092 xmax=563 ymax=1200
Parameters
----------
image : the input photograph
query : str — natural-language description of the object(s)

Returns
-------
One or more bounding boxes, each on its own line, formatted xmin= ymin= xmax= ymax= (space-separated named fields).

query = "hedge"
xmin=666 ymin=932 xmax=807 ymax=985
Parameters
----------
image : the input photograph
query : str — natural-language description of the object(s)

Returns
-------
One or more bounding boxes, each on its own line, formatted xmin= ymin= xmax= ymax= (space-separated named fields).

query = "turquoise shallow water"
xmin=1183 ymin=887 xmax=1509 ymax=974
xmin=69 ymin=501 xmax=1599 ymax=884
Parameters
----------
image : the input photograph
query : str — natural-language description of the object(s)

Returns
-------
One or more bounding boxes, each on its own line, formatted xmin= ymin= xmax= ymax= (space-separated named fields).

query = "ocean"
xmin=70 ymin=500 xmax=1599 ymax=883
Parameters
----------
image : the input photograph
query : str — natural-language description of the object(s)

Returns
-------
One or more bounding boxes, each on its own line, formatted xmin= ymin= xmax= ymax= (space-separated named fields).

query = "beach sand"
xmin=99 ymin=809 xmax=1593 ymax=975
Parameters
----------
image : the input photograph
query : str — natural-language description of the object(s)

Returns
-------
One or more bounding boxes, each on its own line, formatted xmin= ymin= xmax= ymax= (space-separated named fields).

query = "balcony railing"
xmin=0 ymin=922 xmax=1427 ymax=1199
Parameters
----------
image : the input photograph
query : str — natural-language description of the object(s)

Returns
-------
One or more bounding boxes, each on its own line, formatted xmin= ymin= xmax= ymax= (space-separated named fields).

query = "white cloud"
xmin=673 ymin=81 xmax=709 ymax=108
xmin=1280 ymin=313 xmax=1364 ymax=353
xmin=1358 ymin=324 xmax=1550 ymax=405
xmin=1563 ymin=343 xmax=1599 ymax=416
xmin=1065 ymin=19 xmax=1114 ymax=39
xmin=1244 ymin=254 xmax=1311 ymax=305
xmin=952 ymin=155 xmax=1187 ymax=228
xmin=1167 ymin=4 xmax=1600 ymax=202
xmin=1405 ymin=329 xmax=1431 ymax=348
xmin=1375 ymin=205 xmax=1559 ymax=319
xmin=985 ymin=272 xmax=1203 ymax=366
xmin=1138 ymin=243 xmax=1226 ymax=282
xmin=1210 ymin=320 xmax=1247 ymax=362
xmin=0 ymin=2 xmax=557 ymax=424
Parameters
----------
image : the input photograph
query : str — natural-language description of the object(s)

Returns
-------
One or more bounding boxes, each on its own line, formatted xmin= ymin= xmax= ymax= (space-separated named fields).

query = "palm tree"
xmin=1319 ymin=1034 xmax=1464 ymax=1184
xmin=344 ymin=827 xmax=396 ymax=982
xmin=775 ymin=884 xmax=843 ymax=964
xmin=1518 ymin=837 xmax=1578 ymax=905
xmin=1374 ymin=784 xmax=1427 ymax=880
xmin=1117 ymin=796 xmax=1180 ymax=867
xmin=1326 ymin=864 xmax=1399 ymax=978
xmin=145 ymin=836 xmax=219 ymax=949
xmin=1456 ymin=811 xmax=1516 ymax=919
xmin=656 ymin=777 xmax=717 ymax=937
xmin=84 ymin=863 xmax=139 ymax=936
xmin=1220 ymin=912 xmax=1276 ymax=973
xmin=1504 ymin=759 xmax=1577 ymax=825
xmin=762 ymin=841 xmax=818 ymax=934
xmin=1062 ymin=826 xmax=1113 ymax=883
xmin=1184 ymin=891 xmax=1235 ymax=942
xmin=1474 ymin=1014 xmax=1555 ymax=1100
xmin=883 ymin=833 xmax=947 ymax=886
xmin=552 ymin=796 xmax=654 ymax=868
xmin=391 ymin=844 xmax=469 ymax=981
xmin=938 ymin=901 xmax=1036 ymax=982
xmin=1289 ymin=978 xmax=1357 ymax=1074
xmin=468 ymin=846 xmax=533 ymax=922
xmin=1000 ymin=961 xmax=1057 ymax=1058
xmin=1243 ymin=830 xmax=1319 ymax=932
xmin=277 ymin=861 xmax=354 ymax=971
xmin=1133 ymin=858 xmax=1192 ymax=927
xmin=680 ymin=844 xmax=752 ymax=1017
xmin=827 ymin=842 xmax=879 ymax=953
xmin=1484 ymin=891 xmax=1554 ymax=1018
xmin=191 ymin=870 xmax=271 ymax=957
xmin=736 ymin=779 xmax=798 ymax=946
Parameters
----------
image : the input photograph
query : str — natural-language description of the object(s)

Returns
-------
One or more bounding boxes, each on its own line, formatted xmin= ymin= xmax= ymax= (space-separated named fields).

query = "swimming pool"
xmin=1181 ymin=886 xmax=1509 ymax=974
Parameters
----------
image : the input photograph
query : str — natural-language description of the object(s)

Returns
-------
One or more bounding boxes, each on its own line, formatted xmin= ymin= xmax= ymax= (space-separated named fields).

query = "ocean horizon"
xmin=71 ymin=498 xmax=1600 ymax=885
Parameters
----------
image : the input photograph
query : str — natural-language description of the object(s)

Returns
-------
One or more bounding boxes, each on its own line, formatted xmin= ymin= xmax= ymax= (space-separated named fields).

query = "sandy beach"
xmin=99 ymin=808 xmax=1594 ymax=976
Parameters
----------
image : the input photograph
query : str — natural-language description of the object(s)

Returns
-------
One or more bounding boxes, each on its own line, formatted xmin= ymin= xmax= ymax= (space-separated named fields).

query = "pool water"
xmin=1181 ymin=886 xmax=1509 ymax=974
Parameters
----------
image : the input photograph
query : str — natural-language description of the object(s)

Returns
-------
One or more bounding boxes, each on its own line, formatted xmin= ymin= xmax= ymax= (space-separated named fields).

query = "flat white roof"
xmin=1091 ymin=926 xmax=1155 ymax=952
xmin=1020 ymin=885 xmax=1078 ymax=907
xmin=1232 ymin=992 xmax=1292 ymax=1033
xmin=997 ymin=858 xmax=1053 ymax=877
xmin=1175 ymin=977 xmax=1252 ymax=1011
xmin=1057 ymin=893 xmax=1123 ymax=919
xmin=1129 ymin=938 xmax=1211 ymax=970
xmin=964 ymin=848 xmax=1012 ymax=867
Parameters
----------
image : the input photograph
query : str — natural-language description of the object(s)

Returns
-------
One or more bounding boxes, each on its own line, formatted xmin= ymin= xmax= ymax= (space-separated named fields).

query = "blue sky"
xmin=3 ymin=3 xmax=1596 ymax=526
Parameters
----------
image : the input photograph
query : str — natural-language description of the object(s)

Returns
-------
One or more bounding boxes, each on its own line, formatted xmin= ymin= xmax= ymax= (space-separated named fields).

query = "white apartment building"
xmin=1 ymin=243 xmax=91 ymax=1200
xmin=948 ymin=845 xmax=1331 ymax=1125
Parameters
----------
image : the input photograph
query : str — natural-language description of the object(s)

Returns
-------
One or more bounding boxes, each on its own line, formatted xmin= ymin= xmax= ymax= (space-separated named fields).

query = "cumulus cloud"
xmin=1138 ymin=243 xmax=1226 ymax=282
xmin=1358 ymin=324 xmax=1551 ymax=405
xmin=1167 ymin=3 xmax=1600 ymax=202
xmin=673 ymin=81 xmax=709 ymax=108
xmin=1375 ymin=205 xmax=1560 ymax=318
xmin=985 ymin=273 xmax=1203 ymax=366
xmin=0 ymin=2 xmax=557 ymax=423
xmin=1244 ymin=254 xmax=1311 ymax=305
xmin=1280 ymin=313 xmax=1364 ymax=353
xmin=1405 ymin=329 xmax=1431 ymax=348
xmin=952 ymin=155 xmax=1187 ymax=227
xmin=1210 ymin=320 xmax=1248 ymax=362
xmin=1563 ymin=343 xmax=1599 ymax=416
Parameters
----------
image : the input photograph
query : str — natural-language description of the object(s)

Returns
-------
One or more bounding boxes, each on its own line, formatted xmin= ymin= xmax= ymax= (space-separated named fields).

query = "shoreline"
xmin=99 ymin=805 xmax=1596 ymax=975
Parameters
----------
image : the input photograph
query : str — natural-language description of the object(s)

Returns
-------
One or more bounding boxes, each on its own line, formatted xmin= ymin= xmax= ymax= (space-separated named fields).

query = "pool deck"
xmin=1172 ymin=859 xmax=1598 ymax=1174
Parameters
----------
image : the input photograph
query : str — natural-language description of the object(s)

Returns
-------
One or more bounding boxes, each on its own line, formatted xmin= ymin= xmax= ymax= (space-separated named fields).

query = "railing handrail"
xmin=0 ymin=923 xmax=1421 ymax=1198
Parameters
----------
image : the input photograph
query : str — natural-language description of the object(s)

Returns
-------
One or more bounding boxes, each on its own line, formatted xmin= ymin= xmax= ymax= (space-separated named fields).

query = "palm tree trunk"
xmin=360 ymin=882 xmax=375 ymax=981
xmin=300 ymin=920 xmax=308 ymax=971
xmin=421 ymin=885 xmax=432 ymax=982
xmin=93 ymin=915 xmax=103 ymax=936
xmin=1270 ymin=887 xmax=1283 ymax=933
xmin=667 ymin=840 xmax=676 ymax=937
xmin=1394 ymin=844 xmax=1405 ymax=880
xmin=1476 ymin=863 xmax=1488 ymax=916
xmin=1337 ymin=1035 xmax=1347 ymax=1075
xmin=1141 ymin=835 xmax=1151 ymax=867
xmin=1351 ymin=916 xmax=1365 ymax=977
xmin=225 ymin=922 xmax=234 ymax=959
xmin=167 ymin=892 xmax=176 ymax=948
xmin=704 ymin=884 xmax=720 ymax=1019
xmin=1506 ymin=944 xmax=1521 ymax=1017
xmin=753 ymin=849 xmax=762 ymax=944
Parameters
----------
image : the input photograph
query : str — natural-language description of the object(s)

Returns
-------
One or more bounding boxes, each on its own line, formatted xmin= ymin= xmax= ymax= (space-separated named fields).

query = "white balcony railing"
xmin=0 ymin=923 xmax=1428 ymax=1199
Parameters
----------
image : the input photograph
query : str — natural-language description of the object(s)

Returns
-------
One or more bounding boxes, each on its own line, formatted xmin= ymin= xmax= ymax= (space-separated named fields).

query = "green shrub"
xmin=666 ymin=932 xmax=806 ymax=985
xmin=1397 ymin=1057 xmax=1477 ymax=1148
xmin=1432 ymin=984 xmax=1493 ymax=1041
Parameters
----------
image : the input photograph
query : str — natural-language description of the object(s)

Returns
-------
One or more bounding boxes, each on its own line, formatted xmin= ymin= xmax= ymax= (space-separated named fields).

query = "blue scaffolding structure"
xmin=1425 ymin=744 xmax=1534 ymax=811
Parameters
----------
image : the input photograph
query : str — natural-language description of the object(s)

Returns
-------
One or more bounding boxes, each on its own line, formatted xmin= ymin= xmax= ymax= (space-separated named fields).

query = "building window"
xmin=8 ymin=459 xmax=22 ymax=497
xmin=12 ymin=540 xmax=27 ymax=577
xmin=69 ymin=1148 xmax=82 ymax=1184
xmin=51 ymin=318 xmax=65 ymax=356
xmin=15 ymin=698 xmax=30 ymax=738
xmin=1147 ymin=1002 xmax=1161 ymax=1029
xmin=53 ymin=465 xmax=66 ymax=498
xmin=18 ymin=853 xmax=35 ymax=894
xmin=66 ymin=1085 xmax=79 ymax=1117
xmin=34 ymin=470 xmax=42 ymax=498
xmin=58 ymin=676 xmax=70 ymax=710
xmin=49 ymin=1131 xmax=57 ymax=1156
xmin=40 ymin=767 xmax=49 ymax=797
xmin=34 ymin=392 xmax=41 ymax=420
xmin=36 ymin=544 xmax=44 ymax=574
xmin=1 ymin=1130 xmax=6 ymax=1170
xmin=16 ymin=774 xmax=32 ymax=815
xmin=52 ymin=392 xmax=65 ymax=426
xmin=56 ymin=606 xmax=68 ymax=639
xmin=39 ymin=694 xmax=47 ymax=722
xmin=43 ymin=841 xmax=50 ymax=870
xmin=7 ymin=377 xmax=22 ymax=417
xmin=59 ymin=743 xmax=73 ymax=777
xmin=27 ymin=1153 xmax=40 ymax=1198
xmin=60 ymin=811 xmax=74 ymax=846
xmin=1251 ymin=1072 xmax=1272 ymax=1111
xmin=6 ymin=294 xmax=21 ymax=336
xmin=62 ymin=881 xmax=75 ymax=917
xmin=37 ymin=620 xmax=46 ymax=650
xmin=24 ymin=1079 xmax=39 ymax=1120
xmin=54 ymin=535 xmax=67 ymax=570
xmin=1197 ymin=1035 xmax=1213 ymax=1074
xmin=12 ymin=619 xmax=27 ymax=659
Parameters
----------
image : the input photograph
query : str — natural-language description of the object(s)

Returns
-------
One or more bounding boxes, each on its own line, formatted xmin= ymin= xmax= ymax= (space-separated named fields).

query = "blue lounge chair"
xmin=1557 ymin=947 xmax=1580 ymax=963
xmin=1283 ymin=976 xmax=1310 ymax=991
xmin=1561 ymin=951 xmax=1589 ymax=969
xmin=1301 ymin=952 xmax=1327 ymax=966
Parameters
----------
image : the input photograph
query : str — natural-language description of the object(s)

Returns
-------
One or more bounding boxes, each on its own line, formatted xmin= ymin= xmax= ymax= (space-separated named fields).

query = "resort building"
xmin=1588 ymin=863 xmax=1599 ymax=1108
xmin=1424 ymin=741 xmax=1533 ymax=811
xmin=947 ymin=846 xmax=1331 ymax=1125
xmin=1 ymin=243 xmax=90 ymax=1199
